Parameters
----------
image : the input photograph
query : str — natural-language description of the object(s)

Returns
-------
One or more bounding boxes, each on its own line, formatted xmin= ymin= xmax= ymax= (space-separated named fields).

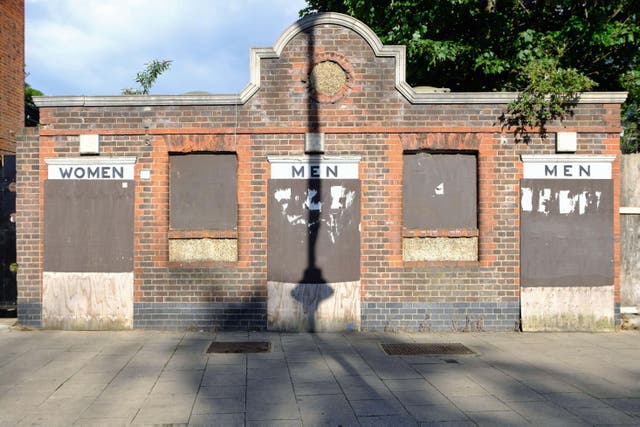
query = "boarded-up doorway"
xmin=267 ymin=157 xmax=361 ymax=331
xmin=43 ymin=158 xmax=135 ymax=330
xmin=520 ymin=155 xmax=615 ymax=331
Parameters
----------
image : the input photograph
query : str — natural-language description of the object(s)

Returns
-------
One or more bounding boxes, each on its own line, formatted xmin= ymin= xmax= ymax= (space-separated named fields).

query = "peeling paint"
xmin=273 ymin=185 xmax=356 ymax=243
xmin=524 ymin=187 xmax=604 ymax=216
xmin=538 ymin=188 xmax=552 ymax=215
xmin=521 ymin=187 xmax=533 ymax=212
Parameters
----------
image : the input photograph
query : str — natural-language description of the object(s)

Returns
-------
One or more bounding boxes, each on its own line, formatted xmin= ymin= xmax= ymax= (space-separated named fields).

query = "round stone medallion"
xmin=310 ymin=61 xmax=346 ymax=97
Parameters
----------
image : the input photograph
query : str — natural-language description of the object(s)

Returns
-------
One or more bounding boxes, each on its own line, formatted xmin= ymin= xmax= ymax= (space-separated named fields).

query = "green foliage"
xmin=621 ymin=70 xmax=640 ymax=153
xmin=24 ymin=79 xmax=43 ymax=127
xmin=501 ymin=49 xmax=597 ymax=141
xmin=301 ymin=0 xmax=640 ymax=149
xmin=122 ymin=59 xmax=172 ymax=95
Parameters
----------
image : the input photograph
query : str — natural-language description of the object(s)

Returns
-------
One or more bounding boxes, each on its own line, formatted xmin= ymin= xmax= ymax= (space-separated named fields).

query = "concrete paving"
xmin=0 ymin=325 xmax=638 ymax=426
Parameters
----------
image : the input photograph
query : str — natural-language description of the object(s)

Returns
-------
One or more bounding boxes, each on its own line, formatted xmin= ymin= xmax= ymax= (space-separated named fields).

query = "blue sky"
xmin=25 ymin=0 xmax=308 ymax=96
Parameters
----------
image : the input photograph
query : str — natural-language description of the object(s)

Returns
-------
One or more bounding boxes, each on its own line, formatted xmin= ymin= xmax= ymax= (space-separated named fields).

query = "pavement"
xmin=0 ymin=324 xmax=639 ymax=426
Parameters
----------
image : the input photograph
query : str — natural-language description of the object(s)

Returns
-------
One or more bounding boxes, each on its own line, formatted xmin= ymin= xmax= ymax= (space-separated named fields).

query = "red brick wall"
xmin=0 ymin=0 xmax=24 ymax=153
xmin=20 ymin=20 xmax=623 ymax=329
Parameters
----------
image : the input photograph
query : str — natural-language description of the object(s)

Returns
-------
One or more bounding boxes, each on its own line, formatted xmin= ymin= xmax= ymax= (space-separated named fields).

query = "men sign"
xmin=521 ymin=154 xmax=615 ymax=180
xmin=269 ymin=156 xmax=360 ymax=179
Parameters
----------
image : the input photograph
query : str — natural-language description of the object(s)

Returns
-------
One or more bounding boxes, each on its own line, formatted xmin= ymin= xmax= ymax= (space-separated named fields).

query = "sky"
xmin=25 ymin=0 xmax=308 ymax=96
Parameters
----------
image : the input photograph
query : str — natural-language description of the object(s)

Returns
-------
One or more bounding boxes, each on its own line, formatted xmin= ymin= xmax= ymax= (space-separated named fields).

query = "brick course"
xmin=21 ymin=14 xmax=623 ymax=331
xmin=0 ymin=0 xmax=24 ymax=153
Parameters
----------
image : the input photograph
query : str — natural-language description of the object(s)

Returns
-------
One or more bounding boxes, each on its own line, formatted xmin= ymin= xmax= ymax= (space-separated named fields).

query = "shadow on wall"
xmin=290 ymin=28 xmax=333 ymax=332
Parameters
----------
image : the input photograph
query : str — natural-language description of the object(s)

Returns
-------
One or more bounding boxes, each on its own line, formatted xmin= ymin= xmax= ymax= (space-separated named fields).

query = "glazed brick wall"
xmin=24 ymin=22 xmax=623 ymax=330
xmin=0 ymin=0 xmax=24 ymax=153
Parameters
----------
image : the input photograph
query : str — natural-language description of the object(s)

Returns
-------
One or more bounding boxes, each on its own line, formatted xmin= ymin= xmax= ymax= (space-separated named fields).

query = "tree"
xmin=301 ymin=1 xmax=640 ymax=149
xmin=24 ymin=78 xmax=43 ymax=127
xmin=122 ymin=59 xmax=172 ymax=95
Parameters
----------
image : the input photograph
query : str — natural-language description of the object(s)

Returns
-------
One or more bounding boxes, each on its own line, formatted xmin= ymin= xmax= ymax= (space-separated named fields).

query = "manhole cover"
xmin=381 ymin=343 xmax=474 ymax=356
xmin=207 ymin=341 xmax=271 ymax=354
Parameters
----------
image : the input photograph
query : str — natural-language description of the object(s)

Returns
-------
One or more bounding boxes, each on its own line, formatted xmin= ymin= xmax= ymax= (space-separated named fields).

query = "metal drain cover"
xmin=207 ymin=341 xmax=271 ymax=354
xmin=381 ymin=343 xmax=474 ymax=356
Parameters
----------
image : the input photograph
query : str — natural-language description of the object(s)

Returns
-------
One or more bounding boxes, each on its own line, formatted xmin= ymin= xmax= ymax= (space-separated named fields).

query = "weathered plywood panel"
xmin=521 ymin=285 xmax=614 ymax=331
xmin=621 ymin=154 xmax=640 ymax=207
xmin=170 ymin=153 xmax=237 ymax=230
xmin=621 ymin=215 xmax=640 ymax=307
xmin=520 ymin=179 xmax=613 ymax=287
xmin=621 ymin=154 xmax=640 ymax=308
xmin=403 ymin=153 xmax=477 ymax=229
xmin=268 ymin=179 xmax=360 ymax=283
xmin=44 ymin=180 xmax=134 ymax=272
xmin=169 ymin=238 xmax=237 ymax=262
xmin=403 ymin=237 xmax=477 ymax=261
xmin=267 ymin=281 xmax=360 ymax=332
xmin=42 ymin=272 xmax=133 ymax=330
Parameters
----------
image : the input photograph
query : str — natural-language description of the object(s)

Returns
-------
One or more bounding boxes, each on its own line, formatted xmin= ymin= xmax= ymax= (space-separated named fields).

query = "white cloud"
xmin=26 ymin=0 xmax=307 ymax=95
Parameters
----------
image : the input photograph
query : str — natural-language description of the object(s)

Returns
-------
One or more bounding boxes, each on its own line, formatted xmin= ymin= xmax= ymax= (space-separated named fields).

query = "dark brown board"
xmin=44 ymin=180 xmax=134 ymax=273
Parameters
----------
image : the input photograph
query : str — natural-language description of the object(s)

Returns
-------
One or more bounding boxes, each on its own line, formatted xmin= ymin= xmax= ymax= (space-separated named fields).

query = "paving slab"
xmin=0 ymin=329 xmax=638 ymax=426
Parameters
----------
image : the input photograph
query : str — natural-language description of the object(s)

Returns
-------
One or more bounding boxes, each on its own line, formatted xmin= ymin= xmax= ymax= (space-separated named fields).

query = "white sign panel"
xmin=269 ymin=157 xmax=360 ymax=179
xmin=45 ymin=157 xmax=136 ymax=180
xmin=521 ymin=155 xmax=615 ymax=180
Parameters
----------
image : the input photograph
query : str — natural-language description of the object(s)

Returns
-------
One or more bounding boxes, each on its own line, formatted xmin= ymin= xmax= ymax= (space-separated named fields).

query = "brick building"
xmin=20 ymin=13 xmax=626 ymax=331
xmin=0 ymin=0 xmax=24 ymax=153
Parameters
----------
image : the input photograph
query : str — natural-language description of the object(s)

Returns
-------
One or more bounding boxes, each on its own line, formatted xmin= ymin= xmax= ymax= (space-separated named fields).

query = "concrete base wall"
xmin=267 ymin=281 xmax=360 ymax=332
xmin=361 ymin=301 xmax=519 ymax=332
xmin=521 ymin=286 xmax=614 ymax=331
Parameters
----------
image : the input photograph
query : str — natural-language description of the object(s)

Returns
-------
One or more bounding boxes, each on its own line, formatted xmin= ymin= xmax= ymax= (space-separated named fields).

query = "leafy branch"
xmin=500 ymin=47 xmax=596 ymax=142
xmin=122 ymin=59 xmax=172 ymax=95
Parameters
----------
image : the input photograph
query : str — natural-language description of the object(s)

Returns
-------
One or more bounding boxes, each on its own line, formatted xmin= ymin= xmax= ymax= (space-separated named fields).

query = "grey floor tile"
xmin=359 ymin=414 xmax=419 ymax=426
xmin=297 ymin=394 xmax=358 ymax=426
xmin=466 ymin=410 xmax=530 ymax=426
xmin=192 ymin=396 xmax=245 ymax=415
xmin=605 ymin=397 xmax=640 ymax=415
xmin=350 ymin=399 xmax=402 ymax=417
xmin=197 ymin=384 xmax=245 ymax=398
xmin=449 ymin=395 xmax=511 ymax=412
xmin=246 ymin=399 xmax=300 ymax=421
xmin=248 ymin=366 xmax=290 ymax=380
xmin=74 ymin=417 xmax=132 ymax=426
xmin=246 ymin=420 xmax=302 ymax=427
xmin=406 ymin=403 xmax=470 ymax=423
xmin=392 ymin=389 xmax=450 ymax=406
xmin=201 ymin=373 xmax=246 ymax=386
xmin=544 ymin=391 xmax=610 ymax=409
xmin=293 ymin=380 xmax=342 ymax=396
xmin=188 ymin=413 xmax=245 ymax=426
xmin=384 ymin=378 xmax=438 ymax=392
xmin=508 ymin=400 xmax=589 ymax=425
xmin=567 ymin=405 xmax=638 ymax=425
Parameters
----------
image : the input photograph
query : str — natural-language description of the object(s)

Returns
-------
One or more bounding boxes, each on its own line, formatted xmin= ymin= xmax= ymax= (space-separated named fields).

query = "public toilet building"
xmin=18 ymin=13 xmax=626 ymax=331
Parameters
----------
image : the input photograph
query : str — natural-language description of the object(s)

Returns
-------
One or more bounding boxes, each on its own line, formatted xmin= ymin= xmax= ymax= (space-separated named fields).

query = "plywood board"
xmin=44 ymin=180 xmax=134 ymax=272
xmin=267 ymin=281 xmax=360 ymax=332
xmin=403 ymin=153 xmax=477 ymax=229
xmin=42 ymin=272 xmax=133 ymax=330
xmin=521 ymin=285 xmax=614 ymax=331
xmin=520 ymin=179 xmax=613 ymax=287
xmin=268 ymin=179 xmax=360 ymax=283
xmin=170 ymin=153 xmax=237 ymax=230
